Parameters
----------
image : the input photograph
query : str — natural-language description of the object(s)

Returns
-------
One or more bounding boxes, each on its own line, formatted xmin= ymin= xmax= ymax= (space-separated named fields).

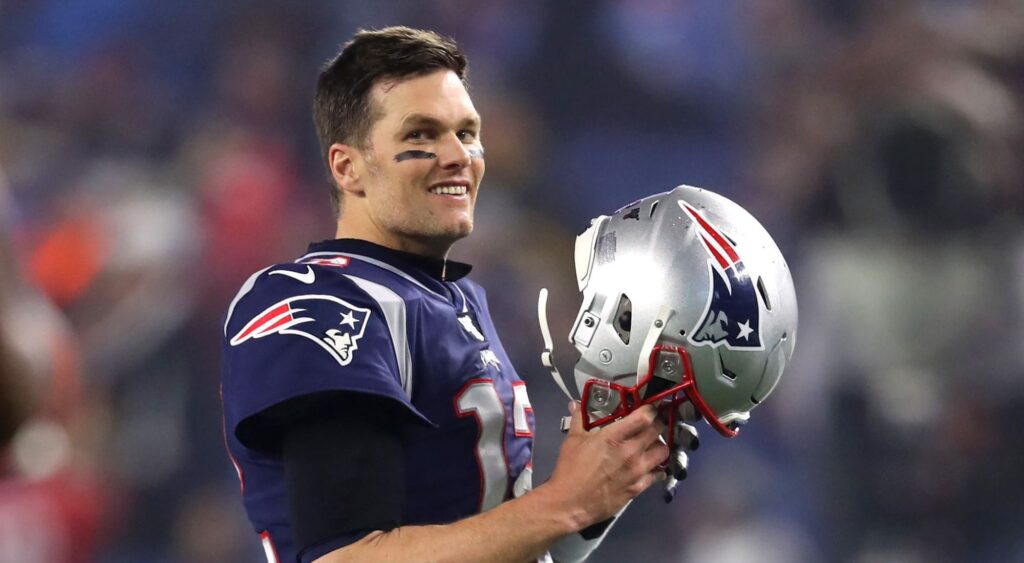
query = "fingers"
xmin=670 ymin=449 xmax=689 ymax=480
xmin=633 ymin=414 xmax=667 ymax=449
xmin=624 ymin=468 xmax=660 ymax=499
xmin=663 ymin=475 xmax=679 ymax=503
xmin=662 ymin=449 xmax=689 ymax=503
xmin=636 ymin=470 xmax=659 ymax=495
xmin=677 ymin=401 xmax=702 ymax=423
xmin=674 ymin=421 xmax=700 ymax=452
xmin=607 ymin=404 xmax=660 ymax=440
xmin=566 ymin=400 xmax=586 ymax=436
xmin=666 ymin=419 xmax=696 ymax=483
xmin=663 ymin=418 xmax=698 ymax=503
xmin=640 ymin=435 xmax=670 ymax=470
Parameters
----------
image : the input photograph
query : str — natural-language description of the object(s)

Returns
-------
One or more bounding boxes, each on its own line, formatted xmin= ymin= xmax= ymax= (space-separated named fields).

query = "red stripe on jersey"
xmin=256 ymin=308 xmax=294 ymax=336
xmin=233 ymin=302 xmax=290 ymax=343
xmin=307 ymin=256 xmax=351 ymax=267
xmin=260 ymin=530 xmax=281 ymax=563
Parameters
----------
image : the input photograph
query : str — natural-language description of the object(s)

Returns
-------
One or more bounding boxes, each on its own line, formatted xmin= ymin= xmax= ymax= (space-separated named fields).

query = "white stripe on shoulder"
xmin=344 ymin=274 xmax=415 ymax=399
xmin=452 ymin=282 xmax=469 ymax=313
xmin=298 ymin=251 xmax=444 ymax=299
xmin=224 ymin=266 xmax=272 ymax=336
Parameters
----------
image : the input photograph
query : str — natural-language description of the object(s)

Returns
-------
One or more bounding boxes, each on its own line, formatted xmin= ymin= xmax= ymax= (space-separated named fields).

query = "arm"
xmin=315 ymin=402 xmax=668 ymax=563
xmin=546 ymin=419 xmax=701 ymax=562
xmin=547 ymin=503 xmax=629 ymax=563
xmin=543 ymin=406 xmax=703 ymax=563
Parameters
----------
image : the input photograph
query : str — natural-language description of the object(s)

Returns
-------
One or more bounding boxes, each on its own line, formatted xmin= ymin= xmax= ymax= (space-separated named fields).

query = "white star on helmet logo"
xmin=339 ymin=311 xmax=358 ymax=329
xmin=737 ymin=319 xmax=753 ymax=340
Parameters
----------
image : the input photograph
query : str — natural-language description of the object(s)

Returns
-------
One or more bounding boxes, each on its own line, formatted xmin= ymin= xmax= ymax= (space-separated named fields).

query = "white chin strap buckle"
xmin=538 ymin=288 xmax=574 ymax=402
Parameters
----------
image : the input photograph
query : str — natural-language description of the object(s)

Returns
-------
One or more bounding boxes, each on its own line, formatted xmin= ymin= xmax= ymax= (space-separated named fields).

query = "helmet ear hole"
xmin=722 ymin=364 xmax=738 ymax=381
xmin=613 ymin=294 xmax=632 ymax=344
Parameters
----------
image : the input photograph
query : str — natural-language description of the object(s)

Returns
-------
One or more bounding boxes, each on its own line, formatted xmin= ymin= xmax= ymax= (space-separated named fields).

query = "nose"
xmin=436 ymin=133 xmax=472 ymax=170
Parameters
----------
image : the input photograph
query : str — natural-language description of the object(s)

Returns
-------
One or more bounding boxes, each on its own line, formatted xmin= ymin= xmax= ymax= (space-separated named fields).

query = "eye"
xmin=456 ymin=129 xmax=478 ymax=142
xmin=404 ymin=129 xmax=433 ymax=141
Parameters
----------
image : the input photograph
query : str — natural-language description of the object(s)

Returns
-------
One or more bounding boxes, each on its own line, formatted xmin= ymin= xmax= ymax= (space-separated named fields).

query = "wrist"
xmin=526 ymin=481 xmax=592 ymax=536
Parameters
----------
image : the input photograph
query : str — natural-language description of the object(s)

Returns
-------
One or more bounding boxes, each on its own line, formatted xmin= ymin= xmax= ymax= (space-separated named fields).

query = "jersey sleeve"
xmin=221 ymin=265 xmax=430 ymax=449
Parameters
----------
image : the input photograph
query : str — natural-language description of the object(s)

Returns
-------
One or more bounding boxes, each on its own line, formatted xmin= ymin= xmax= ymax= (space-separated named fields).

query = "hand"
xmin=661 ymin=402 xmax=701 ymax=503
xmin=545 ymin=401 xmax=669 ymax=529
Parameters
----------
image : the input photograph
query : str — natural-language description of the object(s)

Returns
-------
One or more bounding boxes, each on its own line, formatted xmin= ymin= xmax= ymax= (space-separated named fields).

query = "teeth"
xmin=429 ymin=184 xmax=468 ymax=195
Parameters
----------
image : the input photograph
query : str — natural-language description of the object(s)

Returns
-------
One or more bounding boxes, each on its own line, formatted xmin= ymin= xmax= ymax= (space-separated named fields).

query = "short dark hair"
xmin=313 ymin=26 xmax=469 ymax=216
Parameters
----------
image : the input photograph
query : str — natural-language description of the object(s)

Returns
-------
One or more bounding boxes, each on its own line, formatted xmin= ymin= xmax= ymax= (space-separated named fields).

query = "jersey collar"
xmin=303 ymin=239 xmax=473 ymax=285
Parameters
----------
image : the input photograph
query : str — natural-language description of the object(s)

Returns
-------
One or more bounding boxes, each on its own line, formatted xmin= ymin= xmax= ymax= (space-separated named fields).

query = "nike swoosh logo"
xmin=269 ymin=266 xmax=315 ymax=284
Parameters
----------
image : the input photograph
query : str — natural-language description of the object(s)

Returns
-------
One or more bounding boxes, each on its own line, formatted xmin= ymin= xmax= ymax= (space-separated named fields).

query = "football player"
xmin=221 ymin=27 xmax=674 ymax=563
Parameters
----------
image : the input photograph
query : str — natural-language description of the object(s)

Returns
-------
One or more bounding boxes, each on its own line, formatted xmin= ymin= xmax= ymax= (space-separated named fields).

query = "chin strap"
xmin=635 ymin=305 xmax=675 ymax=389
xmin=538 ymin=288 xmax=575 ymax=403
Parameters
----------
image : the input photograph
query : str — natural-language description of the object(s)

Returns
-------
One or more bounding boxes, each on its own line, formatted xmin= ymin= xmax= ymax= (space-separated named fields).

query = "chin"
xmin=408 ymin=221 xmax=473 ymax=249
xmin=460 ymin=215 xmax=476 ymax=234
xmin=446 ymin=222 xmax=473 ymax=241
xmin=442 ymin=214 xmax=474 ymax=239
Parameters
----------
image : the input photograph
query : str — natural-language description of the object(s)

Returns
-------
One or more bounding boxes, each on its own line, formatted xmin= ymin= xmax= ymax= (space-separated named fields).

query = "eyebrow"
xmin=398 ymin=113 xmax=481 ymax=132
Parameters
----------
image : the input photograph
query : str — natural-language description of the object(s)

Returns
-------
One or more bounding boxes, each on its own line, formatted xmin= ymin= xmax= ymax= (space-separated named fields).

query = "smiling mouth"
xmin=428 ymin=184 xmax=469 ymax=196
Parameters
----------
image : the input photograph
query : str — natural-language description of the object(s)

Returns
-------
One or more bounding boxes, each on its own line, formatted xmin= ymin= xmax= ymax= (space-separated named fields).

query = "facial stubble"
xmin=363 ymin=152 xmax=475 ymax=246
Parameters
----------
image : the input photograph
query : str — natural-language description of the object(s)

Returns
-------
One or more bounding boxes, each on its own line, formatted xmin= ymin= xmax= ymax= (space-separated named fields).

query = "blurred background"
xmin=1 ymin=0 xmax=1022 ymax=561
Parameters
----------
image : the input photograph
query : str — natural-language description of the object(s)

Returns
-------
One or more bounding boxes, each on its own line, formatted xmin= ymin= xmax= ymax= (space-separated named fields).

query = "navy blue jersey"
xmin=221 ymin=239 xmax=536 ymax=563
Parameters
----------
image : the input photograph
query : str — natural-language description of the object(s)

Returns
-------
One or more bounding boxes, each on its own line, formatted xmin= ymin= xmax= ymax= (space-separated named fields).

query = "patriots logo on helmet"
xmin=680 ymin=202 xmax=763 ymax=350
xmin=230 ymin=295 xmax=371 ymax=365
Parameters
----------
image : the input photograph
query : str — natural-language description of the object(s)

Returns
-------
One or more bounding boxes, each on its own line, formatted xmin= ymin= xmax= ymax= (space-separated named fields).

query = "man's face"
xmin=355 ymin=69 xmax=484 ymax=252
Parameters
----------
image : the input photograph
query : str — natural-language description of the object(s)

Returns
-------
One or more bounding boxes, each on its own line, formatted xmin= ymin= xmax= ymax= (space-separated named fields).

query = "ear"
xmin=328 ymin=143 xmax=364 ymax=196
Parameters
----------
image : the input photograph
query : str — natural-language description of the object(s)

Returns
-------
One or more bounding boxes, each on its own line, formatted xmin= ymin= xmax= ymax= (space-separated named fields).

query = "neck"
xmin=335 ymin=218 xmax=452 ymax=260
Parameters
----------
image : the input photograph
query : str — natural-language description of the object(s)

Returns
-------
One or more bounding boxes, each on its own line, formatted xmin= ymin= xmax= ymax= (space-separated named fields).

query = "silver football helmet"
xmin=539 ymin=185 xmax=797 ymax=440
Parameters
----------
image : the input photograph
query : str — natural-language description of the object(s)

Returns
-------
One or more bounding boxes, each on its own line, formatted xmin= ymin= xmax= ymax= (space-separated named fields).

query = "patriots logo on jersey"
xmin=230 ymin=295 xmax=372 ymax=365
xmin=458 ymin=313 xmax=486 ymax=342
xmin=480 ymin=348 xmax=502 ymax=371
xmin=680 ymin=202 xmax=762 ymax=350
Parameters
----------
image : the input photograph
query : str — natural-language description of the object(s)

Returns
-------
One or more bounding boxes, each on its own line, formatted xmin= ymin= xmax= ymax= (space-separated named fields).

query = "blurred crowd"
xmin=1 ymin=1 xmax=1022 ymax=562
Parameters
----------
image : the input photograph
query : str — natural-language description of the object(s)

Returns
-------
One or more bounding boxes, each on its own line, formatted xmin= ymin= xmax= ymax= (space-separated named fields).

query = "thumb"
xmin=567 ymin=400 xmax=587 ymax=435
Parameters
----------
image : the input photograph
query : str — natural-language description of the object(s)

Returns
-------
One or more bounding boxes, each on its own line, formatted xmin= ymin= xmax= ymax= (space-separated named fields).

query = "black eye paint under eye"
xmin=393 ymin=147 xmax=485 ymax=163
xmin=394 ymin=150 xmax=437 ymax=162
